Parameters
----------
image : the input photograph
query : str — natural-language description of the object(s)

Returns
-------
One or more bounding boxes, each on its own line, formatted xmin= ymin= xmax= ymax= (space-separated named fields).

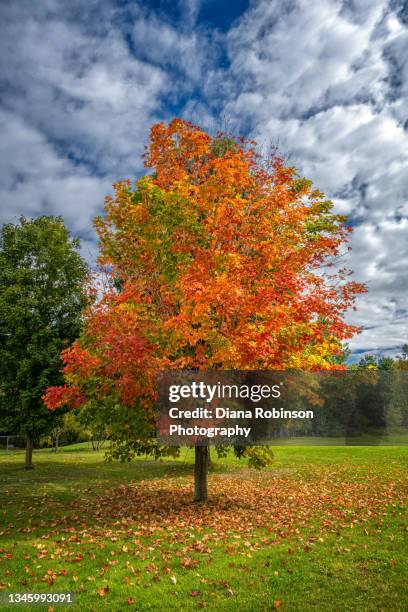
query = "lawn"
xmin=0 ymin=445 xmax=407 ymax=611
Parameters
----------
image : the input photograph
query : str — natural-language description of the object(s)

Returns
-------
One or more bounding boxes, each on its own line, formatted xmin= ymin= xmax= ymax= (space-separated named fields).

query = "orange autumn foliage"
xmin=44 ymin=119 xmax=365 ymax=423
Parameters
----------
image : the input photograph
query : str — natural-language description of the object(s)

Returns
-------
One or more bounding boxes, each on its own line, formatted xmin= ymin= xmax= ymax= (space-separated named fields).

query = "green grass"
xmin=0 ymin=445 xmax=407 ymax=611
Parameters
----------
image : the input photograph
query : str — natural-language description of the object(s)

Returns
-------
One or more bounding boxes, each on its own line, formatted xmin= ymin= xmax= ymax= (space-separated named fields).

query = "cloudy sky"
xmin=0 ymin=0 xmax=407 ymax=359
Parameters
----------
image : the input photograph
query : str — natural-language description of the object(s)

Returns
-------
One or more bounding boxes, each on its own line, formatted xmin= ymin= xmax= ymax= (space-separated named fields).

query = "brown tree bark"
xmin=25 ymin=434 xmax=34 ymax=469
xmin=207 ymin=446 xmax=213 ymax=469
xmin=194 ymin=444 xmax=209 ymax=502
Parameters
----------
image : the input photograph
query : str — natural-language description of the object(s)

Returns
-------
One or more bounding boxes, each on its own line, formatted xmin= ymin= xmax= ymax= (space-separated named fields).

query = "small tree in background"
xmin=45 ymin=119 xmax=365 ymax=499
xmin=0 ymin=216 xmax=88 ymax=468
xmin=397 ymin=344 xmax=408 ymax=369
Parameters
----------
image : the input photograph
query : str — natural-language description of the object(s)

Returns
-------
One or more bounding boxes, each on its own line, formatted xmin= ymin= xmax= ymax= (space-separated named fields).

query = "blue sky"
xmin=0 ymin=0 xmax=407 ymax=359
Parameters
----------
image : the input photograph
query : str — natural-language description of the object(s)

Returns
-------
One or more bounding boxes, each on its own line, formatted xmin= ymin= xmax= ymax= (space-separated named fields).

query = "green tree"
xmin=0 ymin=216 xmax=88 ymax=468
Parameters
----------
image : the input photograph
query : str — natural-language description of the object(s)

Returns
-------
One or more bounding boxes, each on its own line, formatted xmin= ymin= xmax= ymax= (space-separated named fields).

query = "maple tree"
xmin=44 ymin=119 xmax=365 ymax=500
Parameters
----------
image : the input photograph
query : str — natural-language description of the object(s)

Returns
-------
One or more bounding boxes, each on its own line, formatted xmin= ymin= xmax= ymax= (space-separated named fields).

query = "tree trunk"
xmin=51 ymin=429 xmax=58 ymax=452
xmin=25 ymin=435 xmax=34 ymax=469
xmin=207 ymin=446 xmax=213 ymax=469
xmin=194 ymin=445 xmax=209 ymax=502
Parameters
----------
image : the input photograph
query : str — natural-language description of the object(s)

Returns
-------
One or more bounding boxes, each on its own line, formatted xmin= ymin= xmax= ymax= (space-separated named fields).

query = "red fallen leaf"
xmin=190 ymin=590 xmax=200 ymax=597
xmin=73 ymin=553 xmax=84 ymax=562
xmin=274 ymin=601 xmax=282 ymax=609
xmin=181 ymin=557 xmax=198 ymax=569
xmin=127 ymin=598 xmax=135 ymax=605
xmin=97 ymin=586 xmax=109 ymax=597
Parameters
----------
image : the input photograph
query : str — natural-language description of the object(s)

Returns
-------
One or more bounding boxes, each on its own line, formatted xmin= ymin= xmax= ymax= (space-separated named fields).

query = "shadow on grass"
xmin=0 ymin=457 xmax=195 ymax=484
xmin=0 ymin=462 xmax=258 ymax=546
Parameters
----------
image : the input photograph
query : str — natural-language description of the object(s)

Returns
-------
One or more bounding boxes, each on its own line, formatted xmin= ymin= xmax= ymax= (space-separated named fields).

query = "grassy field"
xmin=0 ymin=445 xmax=407 ymax=611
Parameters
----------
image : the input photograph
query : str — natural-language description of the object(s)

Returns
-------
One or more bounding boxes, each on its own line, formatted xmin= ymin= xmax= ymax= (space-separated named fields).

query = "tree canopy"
xmin=44 ymin=119 xmax=365 ymax=496
xmin=0 ymin=216 xmax=89 ymax=467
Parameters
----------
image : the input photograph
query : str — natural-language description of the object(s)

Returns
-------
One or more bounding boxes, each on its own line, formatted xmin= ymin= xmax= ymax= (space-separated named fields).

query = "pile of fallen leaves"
xmin=0 ymin=464 xmax=406 ymax=601
xmin=85 ymin=467 xmax=406 ymax=548
xmin=4 ymin=465 xmax=406 ymax=554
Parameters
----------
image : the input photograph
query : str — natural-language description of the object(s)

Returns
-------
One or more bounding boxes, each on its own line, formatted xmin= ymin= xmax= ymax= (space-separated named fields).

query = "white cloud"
xmin=221 ymin=0 xmax=408 ymax=356
xmin=0 ymin=0 xmax=407 ymax=356
xmin=131 ymin=3 xmax=216 ymax=88
xmin=0 ymin=109 xmax=110 ymax=236
xmin=0 ymin=7 xmax=169 ymax=176
xmin=0 ymin=0 xmax=178 ymax=260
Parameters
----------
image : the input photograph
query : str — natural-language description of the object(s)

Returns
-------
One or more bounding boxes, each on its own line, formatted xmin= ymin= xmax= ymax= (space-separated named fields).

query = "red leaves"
xmin=43 ymin=385 xmax=84 ymax=411
xmin=77 ymin=466 xmax=405 ymax=565
xmin=44 ymin=118 xmax=366 ymax=454
xmin=180 ymin=556 xmax=199 ymax=569
xmin=42 ymin=569 xmax=60 ymax=586
xmin=43 ymin=290 xmax=159 ymax=412
xmin=96 ymin=585 xmax=109 ymax=597
xmin=61 ymin=343 xmax=102 ymax=377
